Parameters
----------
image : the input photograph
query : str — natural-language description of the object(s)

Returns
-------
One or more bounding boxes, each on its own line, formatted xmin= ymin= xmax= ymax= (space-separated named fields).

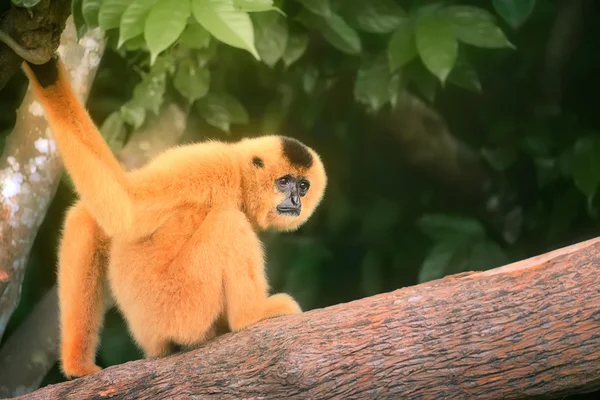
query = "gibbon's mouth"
xmin=276 ymin=205 xmax=301 ymax=216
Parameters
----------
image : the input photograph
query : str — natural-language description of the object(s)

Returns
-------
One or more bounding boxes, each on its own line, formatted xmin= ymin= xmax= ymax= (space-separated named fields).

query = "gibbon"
xmin=22 ymin=56 xmax=327 ymax=378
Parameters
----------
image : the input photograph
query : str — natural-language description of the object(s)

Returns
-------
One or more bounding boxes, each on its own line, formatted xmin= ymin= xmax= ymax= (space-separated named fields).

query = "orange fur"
xmin=22 ymin=56 xmax=327 ymax=378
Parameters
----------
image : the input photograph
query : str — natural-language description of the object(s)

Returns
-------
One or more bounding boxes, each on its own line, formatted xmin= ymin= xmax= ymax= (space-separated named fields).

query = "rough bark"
xmin=14 ymin=237 xmax=600 ymax=400
xmin=0 ymin=102 xmax=188 ymax=398
xmin=0 ymin=0 xmax=70 ymax=91
xmin=378 ymin=94 xmax=522 ymax=244
xmin=0 ymin=19 xmax=105 ymax=339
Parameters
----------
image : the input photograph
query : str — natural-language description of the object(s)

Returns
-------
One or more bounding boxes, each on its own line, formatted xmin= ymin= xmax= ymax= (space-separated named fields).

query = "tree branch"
xmin=14 ymin=237 xmax=600 ymax=399
xmin=0 ymin=0 xmax=70 ymax=91
xmin=0 ymin=101 xmax=188 ymax=397
xmin=0 ymin=19 xmax=106 ymax=340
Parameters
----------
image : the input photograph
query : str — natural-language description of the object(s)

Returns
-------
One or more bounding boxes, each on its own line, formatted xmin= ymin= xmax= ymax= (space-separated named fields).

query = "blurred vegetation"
xmin=1 ymin=0 xmax=599 ymax=396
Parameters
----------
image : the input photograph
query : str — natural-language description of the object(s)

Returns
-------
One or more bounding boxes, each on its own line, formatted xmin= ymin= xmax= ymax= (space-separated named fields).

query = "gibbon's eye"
xmin=298 ymin=179 xmax=310 ymax=196
xmin=276 ymin=175 xmax=292 ymax=191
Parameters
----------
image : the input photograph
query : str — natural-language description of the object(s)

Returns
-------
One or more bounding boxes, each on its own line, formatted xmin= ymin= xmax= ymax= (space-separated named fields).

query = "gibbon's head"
xmin=236 ymin=135 xmax=327 ymax=232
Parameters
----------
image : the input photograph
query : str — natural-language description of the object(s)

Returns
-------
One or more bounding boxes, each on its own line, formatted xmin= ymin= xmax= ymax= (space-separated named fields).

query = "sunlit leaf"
xmin=192 ymin=0 xmax=260 ymax=59
xmin=492 ymin=0 xmax=536 ymax=29
xmin=120 ymin=101 xmax=146 ymax=130
xmin=173 ymin=59 xmax=210 ymax=103
xmin=282 ymin=31 xmax=309 ymax=67
xmin=118 ymin=0 xmax=158 ymax=48
xmin=297 ymin=0 xmax=331 ymax=18
xmin=416 ymin=10 xmax=457 ymax=84
xmin=98 ymin=0 xmax=130 ymax=31
xmin=387 ymin=19 xmax=417 ymax=71
xmin=145 ymin=0 xmax=190 ymax=64
xmin=197 ymin=93 xmax=250 ymax=133
xmin=253 ymin=11 xmax=288 ymax=67
xmin=340 ymin=0 xmax=406 ymax=34
xmin=297 ymin=10 xmax=361 ymax=55
xmin=443 ymin=5 xmax=515 ymax=49
xmin=178 ymin=22 xmax=212 ymax=49
xmin=82 ymin=0 xmax=101 ymax=28
xmin=417 ymin=214 xmax=486 ymax=242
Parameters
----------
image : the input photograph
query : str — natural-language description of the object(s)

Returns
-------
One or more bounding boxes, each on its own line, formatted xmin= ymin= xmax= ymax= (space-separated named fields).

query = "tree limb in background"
xmin=378 ymin=93 xmax=522 ymax=243
xmin=0 ymin=101 xmax=189 ymax=398
xmin=0 ymin=0 xmax=70 ymax=92
xmin=13 ymin=237 xmax=600 ymax=399
xmin=0 ymin=19 xmax=106 ymax=340
xmin=537 ymin=0 xmax=590 ymax=116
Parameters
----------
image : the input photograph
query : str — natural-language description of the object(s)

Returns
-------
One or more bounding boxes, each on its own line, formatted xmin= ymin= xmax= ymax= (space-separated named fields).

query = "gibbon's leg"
xmin=58 ymin=202 xmax=109 ymax=378
xmin=215 ymin=211 xmax=302 ymax=332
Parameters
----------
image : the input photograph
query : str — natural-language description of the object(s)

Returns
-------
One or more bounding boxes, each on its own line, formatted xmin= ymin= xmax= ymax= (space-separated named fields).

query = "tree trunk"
xmin=13 ymin=237 xmax=600 ymax=399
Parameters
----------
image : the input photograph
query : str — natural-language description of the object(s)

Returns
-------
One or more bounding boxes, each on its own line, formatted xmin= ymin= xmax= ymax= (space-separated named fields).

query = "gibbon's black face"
xmin=275 ymin=174 xmax=311 ymax=216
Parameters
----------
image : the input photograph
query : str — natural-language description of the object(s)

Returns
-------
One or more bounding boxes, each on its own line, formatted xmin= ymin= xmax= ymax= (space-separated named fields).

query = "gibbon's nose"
xmin=291 ymin=193 xmax=300 ymax=206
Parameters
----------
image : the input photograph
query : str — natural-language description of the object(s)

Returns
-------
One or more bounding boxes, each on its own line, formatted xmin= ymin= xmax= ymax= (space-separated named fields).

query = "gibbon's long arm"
xmin=22 ymin=56 xmax=133 ymax=238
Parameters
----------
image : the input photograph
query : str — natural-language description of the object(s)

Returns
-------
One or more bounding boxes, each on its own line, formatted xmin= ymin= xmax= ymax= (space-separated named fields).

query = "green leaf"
xmin=178 ymin=22 xmax=212 ymax=49
xmin=492 ymin=0 xmax=536 ymax=30
xmin=282 ymin=31 xmax=308 ymax=67
xmin=174 ymin=59 xmax=210 ymax=103
xmin=340 ymin=0 xmax=406 ymax=34
xmin=571 ymin=135 xmax=600 ymax=200
xmin=145 ymin=0 xmax=191 ymax=64
xmin=192 ymin=0 xmax=260 ymax=59
xmin=234 ymin=0 xmax=277 ymax=12
xmin=98 ymin=0 xmax=130 ymax=31
xmin=418 ymin=239 xmax=469 ymax=283
xmin=415 ymin=10 xmax=457 ymax=84
xmin=197 ymin=93 xmax=250 ymax=133
xmin=447 ymin=52 xmax=481 ymax=92
xmin=302 ymin=64 xmax=319 ymax=93
xmin=118 ymin=0 xmax=159 ymax=48
xmin=253 ymin=11 xmax=288 ymax=67
xmin=443 ymin=5 xmax=515 ymax=49
xmin=100 ymin=111 xmax=127 ymax=151
xmin=387 ymin=19 xmax=417 ymax=71
xmin=417 ymin=214 xmax=486 ymax=242
xmin=297 ymin=10 xmax=361 ymax=55
xmin=82 ymin=0 xmax=101 ymax=28
xmin=297 ymin=0 xmax=331 ymax=18
xmin=11 ymin=0 xmax=41 ymax=7
xmin=468 ymin=240 xmax=509 ymax=271
xmin=120 ymin=101 xmax=146 ymax=130
xmin=72 ymin=0 xmax=87 ymax=40
xmin=354 ymin=55 xmax=394 ymax=113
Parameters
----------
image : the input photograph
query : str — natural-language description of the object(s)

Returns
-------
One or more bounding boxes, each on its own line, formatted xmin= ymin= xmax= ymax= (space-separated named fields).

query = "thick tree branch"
xmin=0 ymin=19 xmax=105 ymax=339
xmin=15 ymin=237 xmax=600 ymax=399
xmin=0 ymin=102 xmax=188 ymax=397
xmin=378 ymin=94 xmax=522 ymax=243
xmin=0 ymin=0 xmax=70 ymax=91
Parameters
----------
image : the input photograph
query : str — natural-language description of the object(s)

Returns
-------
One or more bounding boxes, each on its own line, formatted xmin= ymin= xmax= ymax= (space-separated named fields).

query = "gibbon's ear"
xmin=21 ymin=56 xmax=134 ymax=238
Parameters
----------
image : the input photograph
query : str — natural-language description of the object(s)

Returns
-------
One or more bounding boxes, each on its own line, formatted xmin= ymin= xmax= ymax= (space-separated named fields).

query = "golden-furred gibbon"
xmin=22 ymin=56 xmax=327 ymax=378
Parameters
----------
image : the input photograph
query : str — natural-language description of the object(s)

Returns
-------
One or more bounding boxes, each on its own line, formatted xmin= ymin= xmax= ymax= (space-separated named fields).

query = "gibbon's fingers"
xmin=21 ymin=57 xmax=133 ymax=237
xmin=58 ymin=202 xmax=107 ymax=378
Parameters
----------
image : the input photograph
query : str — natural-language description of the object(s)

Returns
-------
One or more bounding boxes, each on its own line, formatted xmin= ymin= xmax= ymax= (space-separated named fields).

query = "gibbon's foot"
xmin=63 ymin=363 xmax=102 ymax=380
xmin=263 ymin=293 xmax=302 ymax=319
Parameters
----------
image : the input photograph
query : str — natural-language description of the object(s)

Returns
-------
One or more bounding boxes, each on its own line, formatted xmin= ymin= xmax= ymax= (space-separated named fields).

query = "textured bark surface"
xmin=15 ymin=237 xmax=600 ymax=400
